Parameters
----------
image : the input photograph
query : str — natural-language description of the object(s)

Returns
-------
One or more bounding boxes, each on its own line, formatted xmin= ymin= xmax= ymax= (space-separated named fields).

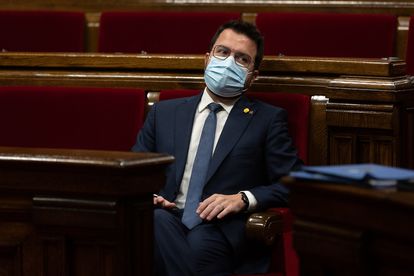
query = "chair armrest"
xmin=246 ymin=207 xmax=292 ymax=246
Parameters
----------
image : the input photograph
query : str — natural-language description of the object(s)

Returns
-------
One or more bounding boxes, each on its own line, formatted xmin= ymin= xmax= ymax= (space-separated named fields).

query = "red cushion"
xmin=0 ymin=10 xmax=85 ymax=52
xmin=406 ymin=16 xmax=414 ymax=75
xmin=0 ymin=86 xmax=145 ymax=151
xmin=99 ymin=11 xmax=239 ymax=54
xmin=159 ymin=89 xmax=200 ymax=101
xmin=256 ymin=12 xmax=397 ymax=58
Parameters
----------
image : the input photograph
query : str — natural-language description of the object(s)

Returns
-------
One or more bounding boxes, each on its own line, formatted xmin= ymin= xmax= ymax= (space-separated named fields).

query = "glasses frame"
xmin=212 ymin=45 xmax=253 ymax=69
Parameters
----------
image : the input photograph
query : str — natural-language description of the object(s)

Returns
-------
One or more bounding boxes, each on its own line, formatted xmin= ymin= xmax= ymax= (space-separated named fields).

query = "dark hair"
xmin=209 ymin=20 xmax=264 ymax=70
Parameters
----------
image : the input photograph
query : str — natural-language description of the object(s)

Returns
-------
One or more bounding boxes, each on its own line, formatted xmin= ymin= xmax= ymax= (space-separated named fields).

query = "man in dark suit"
xmin=132 ymin=20 xmax=302 ymax=276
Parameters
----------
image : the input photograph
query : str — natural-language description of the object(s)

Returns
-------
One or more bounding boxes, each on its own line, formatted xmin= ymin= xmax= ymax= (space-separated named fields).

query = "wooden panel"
xmin=402 ymin=106 xmax=414 ymax=168
xmin=0 ymin=148 xmax=173 ymax=276
xmin=326 ymin=103 xmax=394 ymax=129
xmin=329 ymin=133 xmax=354 ymax=164
xmin=372 ymin=137 xmax=395 ymax=165
xmin=71 ymin=242 xmax=116 ymax=276
xmin=356 ymin=136 xmax=372 ymax=163
xmin=329 ymin=131 xmax=396 ymax=166
xmin=41 ymin=237 xmax=66 ymax=276
xmin=308 ymin=96 xmax=328 ymax=165
xmin=85 ymin=12 xmax=100 ymax=52
xmin=397 ymin=16 xmax=410 ymax=59
xmin=0 ymin=222 xmax=31 ymax=276
xmin=286 ymin=179 xmax=414 ymax=276
xmin=294 ymin=219 xmax=368 ymax=276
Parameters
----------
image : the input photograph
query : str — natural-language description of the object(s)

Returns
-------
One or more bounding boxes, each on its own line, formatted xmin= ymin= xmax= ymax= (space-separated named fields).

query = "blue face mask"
xmin=204 ymin=56 xmax=249 ymax=98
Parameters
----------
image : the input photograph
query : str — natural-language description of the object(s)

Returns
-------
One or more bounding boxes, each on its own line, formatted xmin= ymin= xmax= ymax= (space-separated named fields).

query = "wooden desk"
xmin=285 ymin=178 xmax=414 ymax=276
xmin=0 ymin=147 xmax=174 ymax=276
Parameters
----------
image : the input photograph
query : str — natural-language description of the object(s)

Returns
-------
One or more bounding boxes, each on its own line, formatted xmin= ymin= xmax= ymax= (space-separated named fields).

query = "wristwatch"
xmin=239 ymin=192 xmax=249 ymax=211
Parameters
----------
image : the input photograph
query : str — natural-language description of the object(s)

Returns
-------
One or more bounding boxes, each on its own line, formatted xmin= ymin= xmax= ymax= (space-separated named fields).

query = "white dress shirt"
xmin=175 ymin=89 xmax=257 ymax=211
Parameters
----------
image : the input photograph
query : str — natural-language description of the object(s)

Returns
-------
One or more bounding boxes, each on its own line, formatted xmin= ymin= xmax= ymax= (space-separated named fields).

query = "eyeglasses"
xmin=212 ymin=45 xmax=253 ymax=69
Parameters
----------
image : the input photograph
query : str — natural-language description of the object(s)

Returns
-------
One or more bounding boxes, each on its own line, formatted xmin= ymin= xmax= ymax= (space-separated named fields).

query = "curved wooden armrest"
xmin=246 ymin=210 xmax=284 ymax=246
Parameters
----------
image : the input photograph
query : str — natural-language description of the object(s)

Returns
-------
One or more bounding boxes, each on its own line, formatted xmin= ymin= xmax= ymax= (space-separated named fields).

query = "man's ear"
xmin=204 ymin=52 xmax=210 ymax=69
xmin=245 ymin=70 xmax=259 ymax=90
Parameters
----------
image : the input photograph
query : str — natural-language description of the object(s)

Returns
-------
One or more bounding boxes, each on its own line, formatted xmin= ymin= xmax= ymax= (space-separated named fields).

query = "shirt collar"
xmin=198 ymin=88 xmax=236 ymax=114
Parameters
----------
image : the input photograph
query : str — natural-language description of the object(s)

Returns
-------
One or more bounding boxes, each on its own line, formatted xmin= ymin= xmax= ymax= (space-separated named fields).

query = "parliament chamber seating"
xmin=255 ymin=12 xmax=397 ymax=58
xmin=0 ymin=10 xmax=85 ymax=52
xmin=0 ymin=86 xmax=146 ymax=151
xmin=98 ymin=11 xmax=239 ymax=54
xmin=159 ymin=89 xmax=310 ymax=276
xmin=0 ymin=2 xmax=413 ymax=274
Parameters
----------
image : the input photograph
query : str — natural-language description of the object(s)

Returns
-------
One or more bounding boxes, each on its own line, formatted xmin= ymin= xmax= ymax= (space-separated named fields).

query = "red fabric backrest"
xmin=406 ymin=16 xmax=414 ymax=75
xmin=256 ymin=12 xmax=397 ymax=58
xmin=0 ymin=86 xmax=145 ymax=151
xmin=159 ymin=89 xmax=201 ymax=101
xmin=98 ymin=12 xmax=239 ymax=54
xmin=0 ymin=10 xmax=85 ymax=52
xmin=159 ymin=89 xmax=309 ymax=163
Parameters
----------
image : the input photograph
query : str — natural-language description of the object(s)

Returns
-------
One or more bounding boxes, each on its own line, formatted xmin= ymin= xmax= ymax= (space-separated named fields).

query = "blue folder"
xmin=290 ymin=163 xmax=414 ymax=189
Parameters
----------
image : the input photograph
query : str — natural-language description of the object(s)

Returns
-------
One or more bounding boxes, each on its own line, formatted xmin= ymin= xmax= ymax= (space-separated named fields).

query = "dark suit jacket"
xmin=132 ymin=92 xmax=302 ymax=272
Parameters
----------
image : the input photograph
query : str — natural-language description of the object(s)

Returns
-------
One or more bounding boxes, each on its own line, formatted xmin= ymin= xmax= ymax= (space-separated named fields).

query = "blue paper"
xmin=303 ymin=163 xmax=414 ymax=181
xmin=289 ymin=163 xmax=414 ymax=188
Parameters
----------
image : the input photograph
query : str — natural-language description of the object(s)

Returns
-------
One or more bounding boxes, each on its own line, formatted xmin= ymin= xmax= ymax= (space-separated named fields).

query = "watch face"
xmin=240 ymin=192 xmax=249 ymax=209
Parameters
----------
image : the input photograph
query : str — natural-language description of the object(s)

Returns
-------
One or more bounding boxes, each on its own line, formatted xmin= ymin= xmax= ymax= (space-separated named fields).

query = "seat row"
xmin=0 ymin=86 xmax=308 ymax=161
xmin=0 ymin=85 xmax=308 ymax=276
xmin=0 ymin=10 xmax=410 ymax=61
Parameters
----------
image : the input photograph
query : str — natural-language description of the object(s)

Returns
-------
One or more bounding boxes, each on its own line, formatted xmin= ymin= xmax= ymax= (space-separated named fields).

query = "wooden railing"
xmin=0 ymin=52 xmax=413 ymax=168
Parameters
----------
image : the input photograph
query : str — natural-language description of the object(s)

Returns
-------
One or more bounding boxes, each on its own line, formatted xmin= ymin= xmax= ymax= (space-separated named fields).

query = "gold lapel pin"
xmin=243 ymin=107 xmax=254 ymax=115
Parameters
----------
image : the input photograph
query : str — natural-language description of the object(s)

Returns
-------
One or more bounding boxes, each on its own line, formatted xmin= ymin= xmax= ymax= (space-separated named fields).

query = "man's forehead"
xmin=214 ymin=29 xmax=257 ymax=57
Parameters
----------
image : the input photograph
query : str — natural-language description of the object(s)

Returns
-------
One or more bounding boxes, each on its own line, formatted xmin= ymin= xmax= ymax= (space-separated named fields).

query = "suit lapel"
xmin=205 ymin=95 xmax=256 ymax=183
xmin=174 ymin=94 xmax=201 ymax=185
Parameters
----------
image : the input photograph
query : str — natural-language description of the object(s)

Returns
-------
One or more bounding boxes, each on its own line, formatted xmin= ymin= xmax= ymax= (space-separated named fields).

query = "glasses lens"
xmin=212 ymin=45 xmax=252 ymax=68
xmin=213 ymin=45 xmax=230 ymax=60
xmin=234 ymin=53 xmax=252 ymax=68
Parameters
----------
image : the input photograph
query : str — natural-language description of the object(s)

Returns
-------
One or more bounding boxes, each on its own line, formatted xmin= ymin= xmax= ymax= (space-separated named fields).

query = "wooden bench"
xmin=0 ymin=52 xmax=412 ymax=169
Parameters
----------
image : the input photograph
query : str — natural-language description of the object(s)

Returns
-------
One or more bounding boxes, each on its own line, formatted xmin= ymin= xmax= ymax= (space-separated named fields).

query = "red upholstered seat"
xmin=406 ymin=16 xmax=414 ymax=75
xmin=159 ymin=89 xmax=200 ymax=101
xmin=159 ymin=89 xmax=309 ymax=276
xmin=256 ymin=12 xmax=397 ymax=58
xmin=0 ymin=10 xmax=85 ymax=52
xmin=0 ymin=86 xmax=145 ymax=151
xmin=98 ymin=11 xmax=239 ymax=54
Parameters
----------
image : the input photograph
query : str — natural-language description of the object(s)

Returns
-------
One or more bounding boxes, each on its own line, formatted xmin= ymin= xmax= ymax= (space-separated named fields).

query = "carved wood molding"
xmin=4 ymin=0 xmax=414 ymax=14
xmin=0 ymin=53 xmax=405 ymax=76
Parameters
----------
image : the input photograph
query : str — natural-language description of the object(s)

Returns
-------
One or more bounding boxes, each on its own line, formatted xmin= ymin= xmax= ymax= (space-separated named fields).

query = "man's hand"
xmin=197 ymin=193 xmax=246 ymax=221
xmin=153 ymin=195 xmax=177 ymax=209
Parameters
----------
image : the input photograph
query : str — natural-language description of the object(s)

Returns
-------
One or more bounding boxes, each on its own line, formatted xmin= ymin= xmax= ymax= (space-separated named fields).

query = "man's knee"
xmin=187 ymin=225 xmax=234 ymax=275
